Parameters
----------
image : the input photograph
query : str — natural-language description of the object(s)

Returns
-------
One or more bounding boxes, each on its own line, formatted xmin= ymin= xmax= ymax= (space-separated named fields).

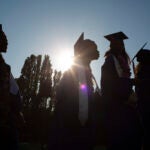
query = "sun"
xmin=53 ymin=50 xmax=74 ymax=72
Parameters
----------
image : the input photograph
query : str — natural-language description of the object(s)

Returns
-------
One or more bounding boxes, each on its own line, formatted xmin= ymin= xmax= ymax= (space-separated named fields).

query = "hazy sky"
xmin=1 ymin=0 xmax=150 ymax=87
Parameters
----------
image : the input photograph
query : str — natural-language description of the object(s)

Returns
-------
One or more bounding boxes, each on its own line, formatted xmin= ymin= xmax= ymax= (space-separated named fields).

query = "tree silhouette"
xmin=17 ymin=54 xmax=42 ymax=109
xmin=38 ymin=55 xmax=52 ymax=109
xmin=17 ymin=54 xmax=62 ymax=110
xmin=49 ymin=69 xmax=62 ymax=111
xmin=16 ymin=54 xmax=62 ymax=144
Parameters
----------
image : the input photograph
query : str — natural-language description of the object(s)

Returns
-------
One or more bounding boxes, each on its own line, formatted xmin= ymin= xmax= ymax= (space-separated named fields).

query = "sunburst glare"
xmin=53 ymin=49 xmax=74 ymax=72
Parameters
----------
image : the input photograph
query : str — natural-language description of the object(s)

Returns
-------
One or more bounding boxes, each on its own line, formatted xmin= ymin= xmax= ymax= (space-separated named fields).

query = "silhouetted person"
xmin=0 ymin=24 xmax=23 ymax=150
xmin=100 ymin=31 xmax=143 ymax=150
xmin=48 ymin=33 xmax=99 ymax=150
xmin=134 ymin=49 xmax=150 ymax=150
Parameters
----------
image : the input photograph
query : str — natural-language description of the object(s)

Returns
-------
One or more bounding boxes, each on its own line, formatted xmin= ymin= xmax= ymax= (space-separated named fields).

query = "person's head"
xmin=74 ymin=33 xmax=99 ymax=64
xmin=135 ymin=49 xmax=150 ymax=64
xmin=0 ymin=24 xmax=8 ymax=53
xmin=134 ymin=49 xmax=150 ymax=79
xmin=104 ymin=31 xmax=129 ymax=60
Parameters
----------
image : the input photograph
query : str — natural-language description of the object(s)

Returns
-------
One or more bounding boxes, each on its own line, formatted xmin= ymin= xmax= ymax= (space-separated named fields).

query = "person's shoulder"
xmin=105 ymin=54 xmax=115 ymax=63
xmin=59 ymin=69 xmax=73 ymax=83
xmin=57 ymin=68 xmax=76 ymax=91
xmin=62 ymin=69 xmax=72 ymax=79
xmin=62 ymin=66 xmax=78 ymax=84
xmin=0 ymin=60 xmax=10 ymax=72
xmin=106 ymin=53 xmax=114 ymax=59
xmin=64 ymin=65 xmax=77 ymax=76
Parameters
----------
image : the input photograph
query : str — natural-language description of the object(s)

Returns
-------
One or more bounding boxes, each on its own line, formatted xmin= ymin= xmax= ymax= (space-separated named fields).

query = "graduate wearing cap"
xmin=101 ymin=32 xmax=132 ymax=100
xmin=134 ymin=49 xmax=150 ymax=150
xmin=100 ymin=31 xmax=143 ymax=150
xmin=48 ymin=33 xmax=99 ymax=150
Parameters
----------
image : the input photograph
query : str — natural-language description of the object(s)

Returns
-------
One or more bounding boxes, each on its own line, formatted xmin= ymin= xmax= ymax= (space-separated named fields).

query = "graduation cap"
xmin=135 ymin=49 xmax=150 ymax=63
xmin=131 ymin=42 xmax=148 ymax=62
xmin=104 ymin=31 xmax=128 ymax=42
xmin=74 ymin=32 xmax=84 ymax=56
xmin=131 ymin=42 xmax=149 ymax=76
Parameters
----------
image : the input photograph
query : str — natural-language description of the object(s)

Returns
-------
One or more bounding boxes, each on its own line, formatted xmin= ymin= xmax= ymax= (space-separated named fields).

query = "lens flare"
xmin=80 ymin=84 xmax=87 ymax=91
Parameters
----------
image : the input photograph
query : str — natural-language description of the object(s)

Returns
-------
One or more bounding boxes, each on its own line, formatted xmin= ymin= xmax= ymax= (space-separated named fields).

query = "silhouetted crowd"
xmin=0 ymin=24 xmax=150 ymax=150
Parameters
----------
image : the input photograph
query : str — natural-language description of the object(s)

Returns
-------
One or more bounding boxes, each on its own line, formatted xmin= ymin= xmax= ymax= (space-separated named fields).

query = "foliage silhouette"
xmin=16 ymin=54 xmax=62 ymax=146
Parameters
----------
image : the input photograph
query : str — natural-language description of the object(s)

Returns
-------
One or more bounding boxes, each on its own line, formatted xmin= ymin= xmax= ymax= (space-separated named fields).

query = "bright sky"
xmin=1 ymin=0 xmax=150 ymax=87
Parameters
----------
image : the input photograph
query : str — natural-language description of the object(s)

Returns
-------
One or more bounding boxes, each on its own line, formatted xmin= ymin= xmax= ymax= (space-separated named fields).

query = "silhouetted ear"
xmin=74 ymin=32 xmax=84 ymax=56
xmin=0 ymin=24 xmax=2 ymax=31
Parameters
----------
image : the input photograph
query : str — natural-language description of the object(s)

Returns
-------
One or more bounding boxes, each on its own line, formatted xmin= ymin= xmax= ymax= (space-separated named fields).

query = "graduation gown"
xmin=100 ymin=54 xmax=143 ymax=150
xmin=101 ymin=54 xmax=132 ymax=102
xmin=135 ymin=63 xmax=150 ymax=150
xmin=48 ymin=65 xmax=95 ymax=150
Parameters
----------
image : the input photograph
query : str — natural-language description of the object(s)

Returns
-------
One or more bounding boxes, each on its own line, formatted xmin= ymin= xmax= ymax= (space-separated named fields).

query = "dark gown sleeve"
xmin=101 ymin=55 xmax=118 ymax=96
xmin=135 ymin=64 xmax=150 ymax=101
xmin=55 ymin=70 xmax=79 ymax=122
xmin=55 ymin=71 xmax=68 ymax=115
